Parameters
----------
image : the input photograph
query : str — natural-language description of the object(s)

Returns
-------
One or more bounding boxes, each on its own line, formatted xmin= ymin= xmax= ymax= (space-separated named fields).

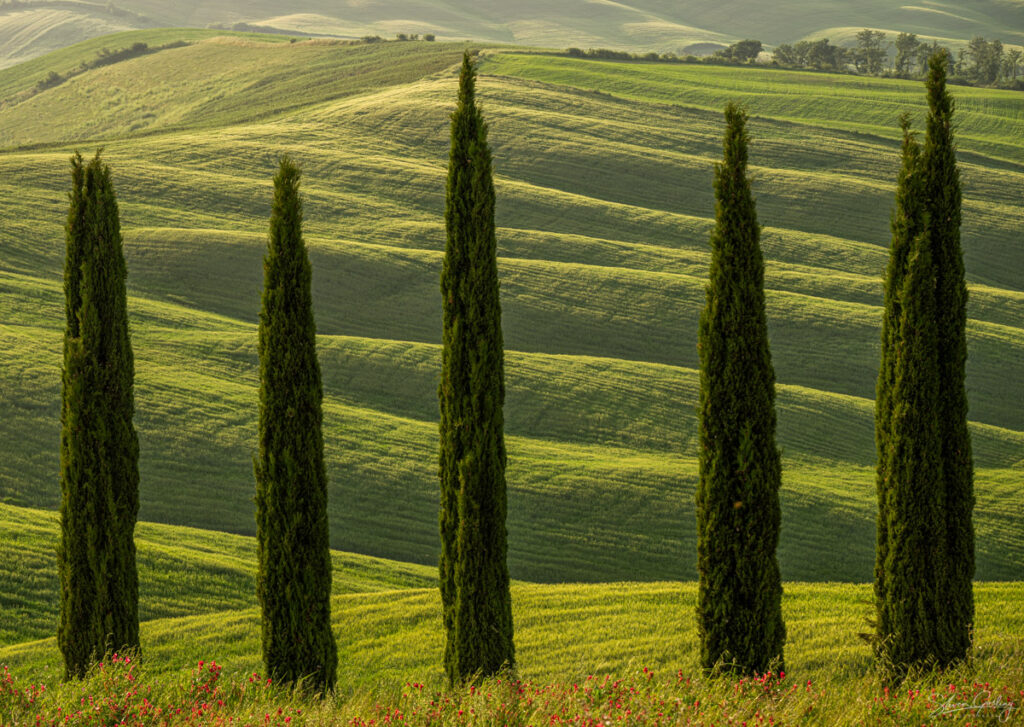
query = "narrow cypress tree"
xmin=255 ymin=157 xmax=337 ymax=694
xmin=922 ymin=51 xmax=974 ymax=666
xmin=696 ymin=104 xmax=785 ymax=675
xmin=877 ymin=230 xmax=946 ymax=673
xmin=58 ymin=152 xmax=140 ymax=679
xmin=438 ymin=52 xmax=514 ymax=685
xmin=874 ymin=117 xmax=926 ymax=653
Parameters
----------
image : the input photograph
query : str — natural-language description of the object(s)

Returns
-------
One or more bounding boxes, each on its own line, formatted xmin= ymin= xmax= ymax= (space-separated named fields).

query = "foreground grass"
xmin=1 ymin=583 xmax=1022 ymax=725
xmin=2 ymin=657 xmax=1022 ymax=726
xmin=2 ymin=583 xmax=1022 ymax=688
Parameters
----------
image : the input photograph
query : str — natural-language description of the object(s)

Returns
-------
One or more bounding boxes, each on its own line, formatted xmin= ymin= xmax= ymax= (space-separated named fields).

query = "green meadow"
xmin=2 ymin=524 xmax=1022 ymax=690
xmin=0 ymin=30 xmax=1022 ymax=693
xmin=3 ymin=497 xmax=1022 ymax=722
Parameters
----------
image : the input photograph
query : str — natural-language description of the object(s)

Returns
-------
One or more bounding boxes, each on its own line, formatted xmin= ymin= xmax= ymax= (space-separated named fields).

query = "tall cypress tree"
xmin=438 ymin=52 xmax=514 ymax=685
xmin=876 ymin=227 xmax=946 ymax=674
xmin=874 ymin=54 xmax=973 ymax=675
xmin=255 ymin=157 xmax=337 ymax=694
xmin=874 ymin=116 xmax=926 ymax=653
xmin=58 ymin=152 xmax=140 ymax=679
xmin=922 ymin=51 xmax=974 ymax=665
xmin=696 ymin=104 xmax=785 ymax=675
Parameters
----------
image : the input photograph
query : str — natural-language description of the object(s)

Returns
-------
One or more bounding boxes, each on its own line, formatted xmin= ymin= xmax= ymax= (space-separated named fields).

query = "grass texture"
xmin=0 ymin=35 xmax=1022 ymax=606
xmin=1 ymin=578 xmax=1021 ymax=708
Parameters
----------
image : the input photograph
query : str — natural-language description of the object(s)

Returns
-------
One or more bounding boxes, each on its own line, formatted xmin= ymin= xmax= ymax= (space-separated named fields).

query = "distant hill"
xmin=2 ymin=0 xmax=1024 ymax=67
xmin=0 ymin=32 xmax=1021 ymax=588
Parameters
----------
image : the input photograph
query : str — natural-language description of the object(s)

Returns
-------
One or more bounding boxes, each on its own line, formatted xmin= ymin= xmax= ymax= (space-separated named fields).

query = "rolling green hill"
xmin=0 ymin=34 xmax=1022 ymax=602
xmin=2 ymin=0 xmax=1023 ymax=68
xmin=0 ymin=501 xmax=436 ymax=646
xmin=2 ymin=575 xmax=1022 ymax=688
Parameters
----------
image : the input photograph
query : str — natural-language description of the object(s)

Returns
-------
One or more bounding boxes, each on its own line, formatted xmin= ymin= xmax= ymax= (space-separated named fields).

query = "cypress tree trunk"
xmin=255 ymin=157 xmax=337 ymax=694
xmin=439 ymin=52 xmax=514 ymax=685
xmin=922 ymin=51 xmax=974 ymax=666
xmin=696 ymin=104 xmax=785 ymax=676
xmin=877 ymin=231 xmax=946 ymax=674
xmin=58 ymin=152 xmax=140 ymax=679
xmin=874 ymin=117 xmax=926 ymax=655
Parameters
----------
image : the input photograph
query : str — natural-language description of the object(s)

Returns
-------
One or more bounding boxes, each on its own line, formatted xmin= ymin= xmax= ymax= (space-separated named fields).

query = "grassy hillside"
xmin=0 ymin=2 xmax=143 ymax=70
xmin=2 ymin=580 xmax=1022 ymax=690
xmin=0 ymin=35 xmax=1022 ymax=591
xmin=0 ymin=502 xmax=435 ymax=646
xmin=2 ymin=0 xmax=1023 ymax=68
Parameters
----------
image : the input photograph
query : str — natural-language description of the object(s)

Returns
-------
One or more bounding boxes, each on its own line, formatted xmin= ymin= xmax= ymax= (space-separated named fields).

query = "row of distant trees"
xmin=570 ymin=32 xmax=1022 ymax=89
xmin=767 ymin=31 xmax=1021 ymax=85
xmin=55 ymin=50 xmax=974 ymax=692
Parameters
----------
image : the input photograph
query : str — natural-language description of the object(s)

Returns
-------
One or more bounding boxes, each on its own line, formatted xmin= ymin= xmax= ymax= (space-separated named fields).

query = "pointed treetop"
xmin=926 ymin=50 xmax=954 ymax=118
xmin=898 ymin=111 xmax=912 ymax=136
xmin=458 ymin=51 xmax=477 ymax=107
xmin=268 ymin=155 xmax=304 ymax=255
xmin=720 ymin=102 xmax=749 ymax=173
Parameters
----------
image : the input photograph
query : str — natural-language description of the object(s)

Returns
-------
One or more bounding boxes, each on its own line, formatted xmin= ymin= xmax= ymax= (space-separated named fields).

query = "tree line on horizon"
xmin=569 ymin=31 xmax=1023 ymax=89
xmin=55 ymin=50 xmax=974 ymax=691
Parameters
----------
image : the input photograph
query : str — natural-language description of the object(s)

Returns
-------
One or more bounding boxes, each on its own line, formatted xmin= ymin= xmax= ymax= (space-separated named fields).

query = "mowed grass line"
xmin=2 ymin=581 xmax=1022 ymax=691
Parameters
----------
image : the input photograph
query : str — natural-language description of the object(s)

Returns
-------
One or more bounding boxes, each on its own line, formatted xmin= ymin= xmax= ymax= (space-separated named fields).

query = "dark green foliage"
xmin=696 ymin=104 xmax=785 ymax=676
xmin=438 ymin=53 xmax=515 ymax=685
xmin=854 ymin=29 xmax=888 ymax=75
xmin=874 ymin=53 xmax=974 ymax=675
xmin=58 ymin=151 xmax=140 ymax=680
xmin=714 ymin=40 xmax=763 ymax=63
xmin=922 ymin=51 xmax=974 ymax=666
xmin=254 ymin=157 xmax=337 ymax=694
xmin=877 ymin=230 xmax=946 ymax=673
xmin=873 ymin=132 xmax=945 ymax=668
xmin=873 ymin=116 xmax=926 ymax=657
xmin=894 ymin=33 xmax=921 ymax=77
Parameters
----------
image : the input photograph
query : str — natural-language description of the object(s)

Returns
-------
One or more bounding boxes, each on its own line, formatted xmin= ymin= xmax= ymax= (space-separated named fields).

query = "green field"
xmin=0 ymin=502 xmax=436 ymax=645
xmin=2 ymin=561 xmax=1022 ymax=690
xmin=2 ymin=0 xmax=1023 ymax=68
xmin=3 ymin=498 xmax=1022 ymax=721
xmin=0 ymin=32 xmax=1023 ymax=651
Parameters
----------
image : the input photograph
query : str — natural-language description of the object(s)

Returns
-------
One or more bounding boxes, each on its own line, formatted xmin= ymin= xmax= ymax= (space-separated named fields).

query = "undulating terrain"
xmin=0 ymin=31 xmax=1022 ymax=668
xmin=2 ymin=0 xmax=1024 ymax=68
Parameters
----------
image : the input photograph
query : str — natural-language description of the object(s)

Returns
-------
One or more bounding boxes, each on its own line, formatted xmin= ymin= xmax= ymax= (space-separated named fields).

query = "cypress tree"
xmin=58 ymin=152 xmax=140 ymax=679
xmin=874 ymin=117 xmax=926 ymax=654
xmin=696 ymin=104 xmax=785 ymax=676
xmin=922 ymin=51 xmax=974 ymax=665
xmin=876 ymin=229 xmax=946 ymax=673
xmin=254 ymin=157 xmax=337 ymax=694
xmin=438 ymin=52 xmax=514 ymax=685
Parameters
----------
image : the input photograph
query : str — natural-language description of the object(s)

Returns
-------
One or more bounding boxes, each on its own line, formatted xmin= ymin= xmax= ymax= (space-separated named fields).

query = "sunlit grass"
xmin=0 ymin=38 xmax=1021 ymax=602
xmin=1 ymin=582 xmax=1021 ymax=726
